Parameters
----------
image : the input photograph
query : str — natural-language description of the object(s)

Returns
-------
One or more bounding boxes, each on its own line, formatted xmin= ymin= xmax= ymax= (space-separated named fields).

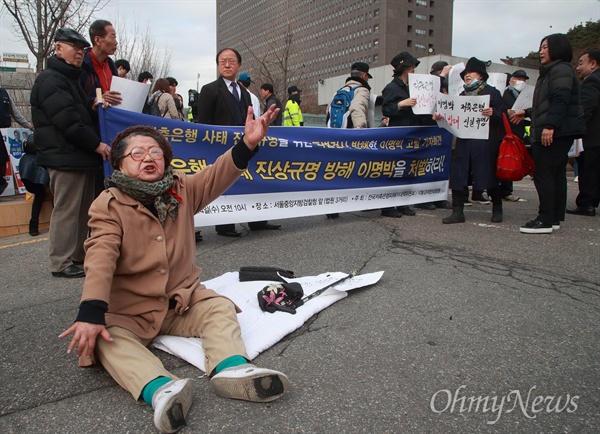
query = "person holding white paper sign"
xmin=382 ymin=52 xmax=436 ymax=216
xmin=434 ymin=57 xmax=507 ymax=224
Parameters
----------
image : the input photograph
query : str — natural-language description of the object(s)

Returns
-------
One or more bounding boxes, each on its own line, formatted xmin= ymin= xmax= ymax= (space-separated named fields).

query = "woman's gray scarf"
xmin=463 ymin=79 xmax=487 ymax=96
xmin=105 ymin=166 xmax=180 ymax=225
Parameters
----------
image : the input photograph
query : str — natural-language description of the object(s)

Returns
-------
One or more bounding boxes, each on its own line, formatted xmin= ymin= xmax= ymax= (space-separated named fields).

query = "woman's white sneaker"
xmin=152 ymin=378 xmax=193 ymax=433
xmin=210 ymin=364 xmax=289 ymax=402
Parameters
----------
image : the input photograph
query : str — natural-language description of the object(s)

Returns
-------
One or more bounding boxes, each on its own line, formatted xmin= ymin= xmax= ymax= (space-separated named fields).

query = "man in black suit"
xmin=197 ymin=48 xmax=281 ymax=236
xmin=567 ymin=50 xmax=600 ymax=217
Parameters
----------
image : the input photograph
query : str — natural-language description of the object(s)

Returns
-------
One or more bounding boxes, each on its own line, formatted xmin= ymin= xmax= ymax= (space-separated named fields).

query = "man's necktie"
xmin=230 ymin=82 xmax=240 ymax=102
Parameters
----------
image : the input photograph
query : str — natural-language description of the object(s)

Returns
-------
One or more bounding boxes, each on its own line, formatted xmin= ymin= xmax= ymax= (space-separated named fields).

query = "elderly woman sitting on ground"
xmin=59 ymin=105 xmax=289 ymax=433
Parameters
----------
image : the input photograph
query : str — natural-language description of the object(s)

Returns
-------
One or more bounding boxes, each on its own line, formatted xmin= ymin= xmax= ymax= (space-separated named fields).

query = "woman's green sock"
xmin=141 ymin=376 xmax=172 ymax=406
xmin=215 ymin=355 xmax=248 ymax=374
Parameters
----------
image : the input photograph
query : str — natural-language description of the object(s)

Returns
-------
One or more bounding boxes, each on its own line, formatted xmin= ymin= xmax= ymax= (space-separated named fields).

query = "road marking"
xmin=0 ymin=237 xmax=48 ymax=249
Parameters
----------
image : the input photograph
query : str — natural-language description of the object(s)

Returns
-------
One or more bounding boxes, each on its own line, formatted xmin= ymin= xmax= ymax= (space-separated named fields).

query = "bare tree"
xmin=2 ymin=0 xmax=109 ymax=72
xmin=241 ymin=24 xmax=300 ymax=102
xmin=113 ymin=16 xmax=172 ymax=82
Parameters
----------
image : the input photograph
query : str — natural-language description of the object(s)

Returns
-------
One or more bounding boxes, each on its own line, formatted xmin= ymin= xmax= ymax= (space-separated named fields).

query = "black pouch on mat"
xmin=257 ymin=282 xmax=304 ymax=314
xmin=239 ymin=266 xmax=295 ymax=282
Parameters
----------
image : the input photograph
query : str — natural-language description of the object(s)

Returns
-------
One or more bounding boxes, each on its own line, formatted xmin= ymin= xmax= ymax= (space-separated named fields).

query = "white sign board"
xmin=487 ymin=72 xmax=508 ymax=95
xmin=435 ymin=93 xmax=490 ymax=140
xmin=110 ymin=76 xmax=151 ymax=113
xmin=448 ymin=62 xmax=465 ymax=96
xmin=511 ymin=84 xmax=535 ymax=112
xmin=408 ymin=73 xmax=440 ymax=115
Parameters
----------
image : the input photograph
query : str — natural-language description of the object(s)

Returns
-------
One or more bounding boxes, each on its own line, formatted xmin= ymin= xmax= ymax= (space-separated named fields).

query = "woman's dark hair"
xmin=216 ymin=47 xmax=242 ymax=65
xmin=153 ymin=78 xmax=170 ymax=93
xmin=110 ymin=126 xmax=173 ymax=170
xmin=541 ymin=33 xmax=573 ymax=63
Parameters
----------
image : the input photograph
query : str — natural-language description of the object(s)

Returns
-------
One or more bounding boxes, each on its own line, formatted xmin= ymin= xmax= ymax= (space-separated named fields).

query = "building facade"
xmin=217 ymin=0 xmax=454 ymax=110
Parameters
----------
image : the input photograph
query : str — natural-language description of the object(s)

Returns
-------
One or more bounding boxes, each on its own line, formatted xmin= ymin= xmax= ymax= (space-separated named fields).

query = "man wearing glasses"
xmin=30 ymin=28 xmax=111 ymax=278
xmin=197 ymin=48 xmax=281 ymax=237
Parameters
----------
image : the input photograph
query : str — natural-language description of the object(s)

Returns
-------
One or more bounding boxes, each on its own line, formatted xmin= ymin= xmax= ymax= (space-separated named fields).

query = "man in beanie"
xmin=30 ymin=28 xmax=111 ymax=278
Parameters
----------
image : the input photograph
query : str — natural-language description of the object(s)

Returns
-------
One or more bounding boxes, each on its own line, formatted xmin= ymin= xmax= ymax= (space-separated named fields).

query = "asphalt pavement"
xmin=1 ymin=176 xmax=598 ymax=433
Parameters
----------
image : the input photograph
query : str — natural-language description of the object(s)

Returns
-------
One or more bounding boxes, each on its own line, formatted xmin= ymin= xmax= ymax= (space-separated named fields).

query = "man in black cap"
xmin=381 ymin=51 xmax=427 ymax=217
xmin=238 ymin=73 xmax=262 ymax=117
xmin=324 ymin=61 xmax=374 ymax=219
xmin=30 ymin=28 xmax=111 ymax=278
xmin=284 ymin=85 xmax=303 ymax=126
xmin=501 ymin=69 xmax=531 ymax=202
xmin=430 ymin=60 xmax=452 ymax=94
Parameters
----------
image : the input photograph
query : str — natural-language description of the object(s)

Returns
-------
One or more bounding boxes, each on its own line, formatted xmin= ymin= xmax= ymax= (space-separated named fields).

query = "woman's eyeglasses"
xmin=125 ymin=147 xmax=164 ymax=161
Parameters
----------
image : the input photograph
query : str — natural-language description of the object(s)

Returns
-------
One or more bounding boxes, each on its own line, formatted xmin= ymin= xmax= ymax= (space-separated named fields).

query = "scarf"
xmin=462 ymin=79 xmax=487 ymax=96
xmin=105 ymin=166 xmax=181 ymax=225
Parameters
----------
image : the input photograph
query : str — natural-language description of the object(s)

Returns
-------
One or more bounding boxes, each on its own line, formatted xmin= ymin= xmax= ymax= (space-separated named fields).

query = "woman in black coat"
xmin=512 ymin=34 xmax=585 ymax=233
xmin=436 ymin=57 xmax=507 ymax=224
xmin=380 ymin=52 xmax=433 ymax=217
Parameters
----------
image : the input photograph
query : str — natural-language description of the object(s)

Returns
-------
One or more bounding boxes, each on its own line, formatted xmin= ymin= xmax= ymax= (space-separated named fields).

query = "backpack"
xmin=327 ymin=85 xmax=361 ymax=128
xmin=147 ymin=91 xmax=165 ymax=117
xmin=496 ymin=113 xmax=535 ymax=181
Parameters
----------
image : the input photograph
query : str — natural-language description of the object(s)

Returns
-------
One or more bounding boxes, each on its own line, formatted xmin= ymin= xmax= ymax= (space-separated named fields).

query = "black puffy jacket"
xmin=527 ymin=60 xmax=585 ymax=143
xmin=30 ymin=55 xmax=101 ymax=170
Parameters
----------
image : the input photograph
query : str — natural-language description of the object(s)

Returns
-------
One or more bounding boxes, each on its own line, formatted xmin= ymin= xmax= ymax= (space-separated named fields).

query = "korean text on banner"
xmin=98 ymin=107 xmax=453 ymax=226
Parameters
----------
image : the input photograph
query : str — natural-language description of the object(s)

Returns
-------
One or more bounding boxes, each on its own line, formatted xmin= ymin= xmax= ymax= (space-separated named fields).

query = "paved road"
xmin=1 ymin=177 xmax=598 ymax=433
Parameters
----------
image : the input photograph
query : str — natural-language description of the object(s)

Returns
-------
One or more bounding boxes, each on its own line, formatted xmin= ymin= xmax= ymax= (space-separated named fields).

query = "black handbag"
xmin=257 ymin=282 xmax=304 ymax=314
xmin=239 ymin=266 xmax=295 ymax=282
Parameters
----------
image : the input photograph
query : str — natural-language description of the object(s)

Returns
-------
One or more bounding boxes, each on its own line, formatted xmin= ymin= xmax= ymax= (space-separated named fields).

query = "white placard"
xmin=448 ymin=62 xmax=465 ymax=96
xmin=109 ymin=76 xmax=151 ymax=113
xmin=408 ymin=73 xmax=440 ymax=115
xmin=511 ymin=84 xmax=535 ymax=112
xmin=487 ymin=72 xmax=508 ymax=95
xmin=435 ymin=93 xmax=490 ymax=139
